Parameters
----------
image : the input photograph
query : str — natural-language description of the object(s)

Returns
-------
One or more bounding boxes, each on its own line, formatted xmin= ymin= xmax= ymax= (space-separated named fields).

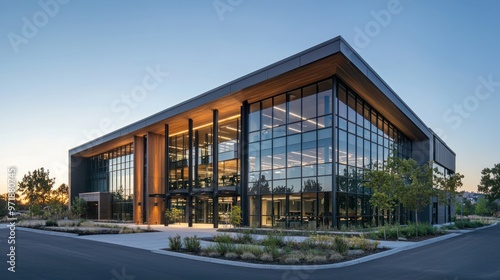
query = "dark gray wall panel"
xmin=434 ymin=136 xmax=456 ymax=172
xmin=412 ymin=139 xmax=431 ymax=166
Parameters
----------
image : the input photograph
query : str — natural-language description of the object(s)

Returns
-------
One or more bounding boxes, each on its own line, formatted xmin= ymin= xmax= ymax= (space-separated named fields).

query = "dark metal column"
xmin=164 ymin=124 xmax=169 ymax=226
xmin=212 ymin=109 xmax=219 ymax=228
xmin=188 ymin=119 xmax=194 ymax=227
xmin=332 ymin=76 xmax=338 ymax=229
xmin=240 ymin=101 xmax=250 ymax=226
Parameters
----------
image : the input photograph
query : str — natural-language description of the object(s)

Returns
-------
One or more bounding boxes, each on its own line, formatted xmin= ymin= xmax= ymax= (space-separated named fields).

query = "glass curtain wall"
xmin=248 ymin=79 xmax=333 ymax=228
xmin=88 ymin=143 xmax=134 ymax=220
xmin=336 ymin=80 xmax=412 ymax=228
xmin=218 ymin=118 xmax=240 ymax=187
xmin=169 ymin=134 xmax=190 ymax=191
xmin=168 ymin=118 xmax=240 ymax=224
xmin=248 ymin=77 xmax=413 ymax=228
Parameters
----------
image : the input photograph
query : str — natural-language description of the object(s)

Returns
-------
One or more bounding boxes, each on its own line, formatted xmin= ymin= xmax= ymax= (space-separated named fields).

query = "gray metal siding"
xmin=434 ymin=137 xmax=456 ymax=172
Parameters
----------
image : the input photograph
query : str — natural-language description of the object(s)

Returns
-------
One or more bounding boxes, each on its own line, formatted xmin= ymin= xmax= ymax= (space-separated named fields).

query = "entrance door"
xmin=194 ymin=196 xmax=213 ymax=223
xmin=218 ymin=197 xmax=233 ymax=225
xmin=170 ymin=197 xmax=187 ymax=223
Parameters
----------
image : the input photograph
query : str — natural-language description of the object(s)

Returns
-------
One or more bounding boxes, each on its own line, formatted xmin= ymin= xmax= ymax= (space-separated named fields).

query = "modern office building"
xmin=69 ymin=36 xmax=456 ymax=228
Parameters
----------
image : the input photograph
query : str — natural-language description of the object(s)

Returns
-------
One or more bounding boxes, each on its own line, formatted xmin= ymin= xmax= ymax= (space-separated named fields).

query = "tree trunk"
xmin=415 ymin=210 xmax=418 ymax=236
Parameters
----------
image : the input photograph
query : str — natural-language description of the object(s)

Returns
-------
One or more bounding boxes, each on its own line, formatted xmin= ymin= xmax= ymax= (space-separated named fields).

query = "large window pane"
xmin=302 ymin=84 xmax=317 ymax=119
xmin=249 ymin=103 xmax=260 ymax=132
xmin=273 ymin=94 xmax=286 ymax=127
xmin=288 ymin=89 xmax=302 ymax=123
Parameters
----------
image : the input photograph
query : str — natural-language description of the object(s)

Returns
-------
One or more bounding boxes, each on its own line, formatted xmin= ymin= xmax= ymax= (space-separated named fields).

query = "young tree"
xmin=364 ymin=156 xmax=404 ymax=228
xmin=475 ymin=197 xmax=490 ymax=216
xmin=0 ymin=194 xmax=7 ymax=217
xmin=165 ymin=208 xmax=183 ymax=224
xmin=435 ymin=172 xmax=464 ymax=206
xmin=478 ymin=163 xmax=500 ymax=202
xmin=53 ymin=183 xmax=69 ymax=205
xmin=17 ymin=168 xmax=55 ymax=215
xmin=229 ymin=205 xmax=242 ymax=228
xmin=71 ymin=196 xmax=88 ymax=218
xmin=46 ymin=183 xmax=69 ymax=216
xmin=397 ymin=159 xmax=435 ymax=229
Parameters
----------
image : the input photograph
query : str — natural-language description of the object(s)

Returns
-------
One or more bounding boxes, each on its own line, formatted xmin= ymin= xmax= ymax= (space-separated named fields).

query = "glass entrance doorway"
xmin=217 ymin=197 xmax=235 ymax=225
xmin=170 ymin=197 xmax=187 ymax=223
xmin=194 ymin=196 xmax=213 ymax=223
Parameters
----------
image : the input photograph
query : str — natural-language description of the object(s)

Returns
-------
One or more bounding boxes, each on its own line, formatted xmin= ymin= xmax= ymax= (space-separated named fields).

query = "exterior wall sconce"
xmin=138 ymin=202 xmax=141 ymax=206
xmin=154 ymin=202 xmax=158 ymax=207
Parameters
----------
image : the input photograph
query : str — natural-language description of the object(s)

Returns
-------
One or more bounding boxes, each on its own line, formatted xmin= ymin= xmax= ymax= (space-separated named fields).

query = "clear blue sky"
xmin=1 ymin=0 xmax=499 ymax=194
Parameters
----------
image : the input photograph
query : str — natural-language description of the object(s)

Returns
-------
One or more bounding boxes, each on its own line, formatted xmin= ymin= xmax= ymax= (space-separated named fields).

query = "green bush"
xmin=235 ymin=244 xmax=263 ymax=256
xmin=183 ymin=235 xmax=201 ymax=252
xmin=165 ymin=208 xmax=183 ymax=224
xmin=454 ymin=219 xmax=487 ymax=229
xmin=263 ymin=244 xmax=280 ymax=259
xmin=45 ymin=220 xmax=58 ymax=227
xmin=229 ymin=206 xmax=242 ymax=228
xmin=349 ymin=237 xmax=378 ymax=251
xmin=261 ymin=231 xmax=285 ymax=247
xmin=215 ymin=242 xmax=235 ymax=255
xmin=309 ymin=235 xmax=334 ymax=250
xmin=235 ymin=232 xmax=254 ymax=244
xmin=333 ymin=236 xmax=349 ymax=255
xmin=168 ymin=234 xmax=182 ymax=251
xmin=214 ymin=234 xmax=234 ymax=243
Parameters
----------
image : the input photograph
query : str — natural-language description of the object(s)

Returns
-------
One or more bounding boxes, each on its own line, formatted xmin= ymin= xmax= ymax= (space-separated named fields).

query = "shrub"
xmin=224 ymin=252 xmax=239 ymax=259
xmin=71 ymin=197 xmax=87 ymax=218
xmin=79 ymin=220 xmax=95 ymax=227
xmin=235 ymin=232 xmax=254 ymax=244
xmin=329 ymin=252 xmax=344 ymax=262
xmin=229 ymin=206 xmax=242 ymax=228
xmin=348 ymin=249 xmax=365 ymax=256
xmin=333 ymin=236 xmax=349 ymax=255
xmin=241 ymin=252 xmax=257 ymax=260
xmin=45 ymin=220 xmax=58 ymax=227
xmin=235 ymin=244 xmax=263 ymax=256
xmin=119 ymin=227 xmax=135 ymax=234
xmin=309 ymin=234 xmax=334 ymax=250
xmin=349 ymin=237 xmax=377 ymax=251
xmin=165 ymin=208 xmax=183 ymax=224
xmin=57 ymin=220 xmax=78 ymax=227
xmin=214 ymin=234 xmax=234 ymax=244
xmin=283 ymin=255 xmax=301 ymax=264
xmin=264 ymin=244 xmax=280 ymax=259
xmin=454 ymin=219 xmax=487 ymax=229
xmin=208 ymin=251 xmax=221 ymax=257
xmin=260 ymin=253 xmax=273 ymax=262
xmin=261 ymin=232 xmax=285 ymax=247
xmin=215 ymin=242 xmax=235 ymax=255
xmin=168 ymin=234 xmax=182 ymax=251
xmin=305 ymin=255 xmax=327 ymax=263
xmin=183 ymin=235 xmax=201 ymax=252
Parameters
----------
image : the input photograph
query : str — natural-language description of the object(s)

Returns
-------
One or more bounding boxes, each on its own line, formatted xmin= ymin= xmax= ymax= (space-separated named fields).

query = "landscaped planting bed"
xmin=166 ymin=231 xmax=386 ymax=265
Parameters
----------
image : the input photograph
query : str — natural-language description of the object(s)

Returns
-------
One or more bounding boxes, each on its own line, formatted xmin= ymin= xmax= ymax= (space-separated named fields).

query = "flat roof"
xmin=70 ymin=36 xmax=440 ymax=156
